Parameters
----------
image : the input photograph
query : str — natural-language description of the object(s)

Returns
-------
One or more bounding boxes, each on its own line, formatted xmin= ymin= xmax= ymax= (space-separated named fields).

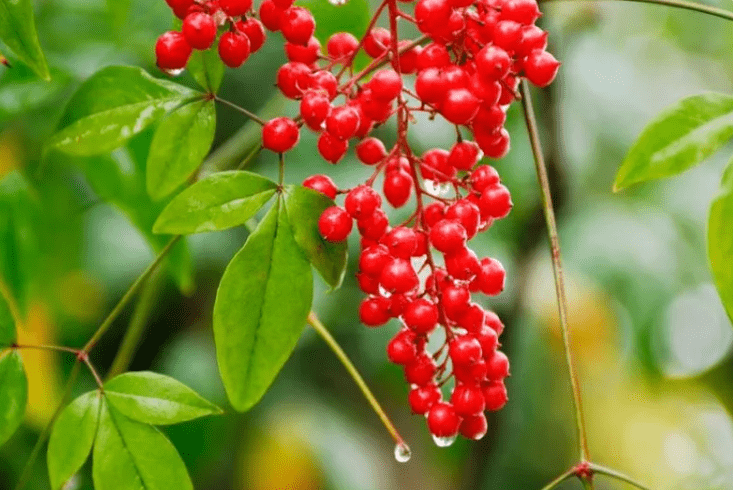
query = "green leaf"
xmin=708 ymin=159 xmax=733 ymax=325
xmin=0 ymin=0 xmax=49 ymax=80
xmin=107 ymin=0 xmax=130 ymax=28
xmin=47 ymin=391 xmax=101 ymax=490
xmin=214 ymin=198 xmax=313 ymax=411
xmin=93 ymin=401 xmax=193 ymax=490
xmin=46 ymin=66 xmax=196 ymax=156
xmin=284 ymin=185 xmax=347 ymax=289
xmin=104 ymin=371 xmax=222 ymax=425
xmin=0 ymin=351 xmax=27 ymax=446
xmin=153 ymin=170 xmax=277 ymax=235
xmin=146 ymin=98 xmax=216 ymax=200
xmin=0 ymin=293 xmax=14 ymax=347
xmin=0 ymin=64 xmax=69 ymax=119
xmin=188 ymin=47 xmax=224 ymax=94
xmin=615 ymin=93 xmax=733 ymax=191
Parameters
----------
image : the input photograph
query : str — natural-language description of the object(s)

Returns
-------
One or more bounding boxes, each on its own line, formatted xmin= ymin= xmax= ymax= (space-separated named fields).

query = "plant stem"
xmin=519 ymin=80 xmax=590 ymax=462
xmin=590 ymin=463 xmax=651 ymax=489
xmin=106 ymin=269 xmax=165 ymax=380
xmin=12 ymin=344 xmax=79 ymax=355
xmin=82 ymin=236 xmax=181 ymax=354
xmin=539 ymin=0 xmax=733 ymax=22
xmin=539 ymin=468 xmax=575 ymax=490
xmin=0 ymin=277 xmax=23 ymax=328
xmin=307 ymin=311 xmax=408 ymax=448
xmin=14 ymin=362 xmax=82 ymax=490
xmin=214 ymin=96 xmax=266 ymax=126
xmin=236 ymin=145 xmax=263 ymax=171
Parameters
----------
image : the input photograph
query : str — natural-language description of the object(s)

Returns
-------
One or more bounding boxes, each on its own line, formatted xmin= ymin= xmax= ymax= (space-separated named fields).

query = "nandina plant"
xmin=1 ymin=0 xmax=732 ymax=488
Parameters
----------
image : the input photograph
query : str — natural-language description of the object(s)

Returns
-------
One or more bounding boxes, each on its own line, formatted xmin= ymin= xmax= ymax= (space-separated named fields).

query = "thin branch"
xmin=214 ymin=96 xmax=266 ymax=126
xmin=236 ymin=144 xmax=263 ymax=170
xmin=590 ymin=463 xmax=651 ymax=490
xmin=307 ymin=311 xmax=408 ymax=449
xmin=539 ymin=0 xmax=733 ymax=22
xmin=519 ymin=79 xmax=590 ymax=462
xmin=539 ymin=468 xmax=576 ymax=490
xmin=0 ymin=277 xmax=23 ymax=329
xmin=82 ymin=235 xmax=181 ymax=354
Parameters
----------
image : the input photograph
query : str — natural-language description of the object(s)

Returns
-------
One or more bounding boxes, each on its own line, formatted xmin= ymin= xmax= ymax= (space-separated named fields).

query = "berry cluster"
xmin=156 ymin=0 xmax=268 ymax=72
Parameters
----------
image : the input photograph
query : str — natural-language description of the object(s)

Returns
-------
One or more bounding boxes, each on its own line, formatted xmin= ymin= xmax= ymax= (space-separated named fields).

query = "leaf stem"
xmin=307 ymin=311 xmax=408 ymax=448
xmin=236 ymin=144 xmax=263 ymax=171
xmin=214 ymin=96 xmax=266 ymax=126
xmin=539 ymin=468 xmax=575 ymax=490
xmin=82 ymin=235 xmax=181 ymax=354
xmin=0 ymin=277 xmax=23 ymax=328
xmin=519 ymin=80 xmax=590 ymax=462
xmin=590 ymin=463 xmax=651 ymax=489
xmin=539 ymin=0 xmax=733 ymax=22
xmin=14 ymin=362 xmax=83 ymax=490
xmin=106 ymin=269 xmax=165 ymax=381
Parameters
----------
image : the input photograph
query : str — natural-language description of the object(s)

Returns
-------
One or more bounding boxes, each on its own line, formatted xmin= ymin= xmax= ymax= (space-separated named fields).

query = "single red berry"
xmin=404 ymin=353 xmax=437 ymax=386
xmin=471 ymin=165 xmax=501 ymax=192
xmin=441 ymin=65 xmax=469 ymax=91
xmin=459 ymin=413 xmax=488 ymax=440
xmin=281 ymin=6 xmax=315 ymax=45
xmin=479 ymin=184 xmax=513 ymax=219
xmin=350 ymin=101 xmax=374 ymax=138
xmin=389 ymin=293 xmax=411 ymax=317
xmin=484 ymin=310 xmax=505 ymax=336
xmin=475 ymin=127 xmax=511 ymax=160
xmin=359 ymin=296 xmax=392 ymax=327
xmin=422 ymin=201 xmax=446 ymax=228
xmin=421 ymin=148 xmax=454 ymax=182
xmin=448 ymin=141 xmax=481 ymax=171
xmin=326 ymin=105 xmax=361 ymax=140
xmin=492 ymin=20 xmax=523 ymax=52
xmin=166 ymin=0 xmax=195 ymax=18
xmin=359 ymin=244 xmax=391 ymax=275
xmin=302 ymin=174 xmax=337 ymax=199
xmin=502 ymin=0 xmax=541 ymax=24
xmin=155 ymin=31 xmax=193 ymax=70
xmin=387 ymin=330 xmax=418 ymax=364
xmin=486 ymin=350 xmax=510 ymax=379
xmin=408 ymin=383 xmax=442 ymax=414
xmin=415 ymin=67 xmax=447 ymax=105
xmin=262 ymin=117 xmax=300 ymax=153
xmin=476 ymin=325 xmax=499 ymax=355
xmin=272 ymin=0 xmax=294 ymax=8
xmin=524 ymin=49 xmax=561 ymax=87
xmin=259 ymin=0 xmax=285 ymax=31
xmin=426 ymin=266 xmax=450 ymax=292
xmin=416 ymin=42 xmax=451 ymax=70
xmin=429 ymin=219 xmax=467 ymax=254
xmin=477 ymin=257 xmax=505 ymax=295
xmin=473 ymin=104 xmax=507 ymax=133
xmin=427 ymin=402 xmax=461 ymax=437
xmin=498 ymin=75 xmax=518 ymax=105
xmin=235 ymin=18 xmax=266 ymax=52
xmin=403 ymin=298 xmax=439 ymax=334
xmin=364 ymin=27 xmax=391 ymax=58
xmin=385 ymin=155 xmax=410 ymax=174
xmin=414 ymin=0 xmax=452 ymax=35
xmin=441 ymin=283 xmax=471 ymax=320
xmin=451 ymin=384 xmax=486 ymax=416
xmin=441 ymin=88 xmax=481 ymax=125
xmin=356 ymin=137 xmax=387 ymax=165
xmin=182 ymin=12 xmax=217 ymax=50
xmin=517 ymin=25 xmax=548 ymax=57
xmin=357 ymin=271 xmax=380 ymax=294
xmin=468 ymin=74 xmax=502 ymax=105
xmin=345 ymin=185 xmax=381 ymax=219
xmin=453 ymin=359 xmax=489 ymax=384
xmin=311 ymin=70 xmax=339 ymax=100
xmin=326 ymin=32 xmax=359 ymax=60
xmin=357 ymin=208 xmax=389 ymax=240
xmin=393 ymin=41 xmax=421 ymax=74
xmin=276 ymin=61 xmax=311 ymax=99
xmin=384 ymin=227 xmax=418 ymax=259
xmin=218 ymin=31 xmax=251 ymax=67
xmin=285 ymin=37 xmax=321 ymax=64
xmin=445 ymin=246 xmax=481 ymax=281
xmin=414 ymin=232 xmax=429 ymax=256
xmin=318 ymin=206 xmax=352 ymax=242
xmin=383 ymin=171 xmax=413 ymax=209
xmin=458 ymin=303 xmax=486 ymax=333
xmin=483 ymin=380 xmax=508 ymax=411
xmin=475 ymin=45 xmax=511 ymax=81
xmin=380 ymin=258 xmax=419 ymax=293
xmin=358 ymin=89 xmax=393 ymax=123
xmin=219 ymin=0 xmax=252 ymax=17
xmin=300 ymin=90 xmax=331 ymax=130
xmin=449 ymin=335 xmax=483 ymax=365
xmin=368 ymin=70 xmax=403 ymax=102
xmin=317 ymin=131 xmax=349 ymax=164
xmin=445 ymin=200 xmax=481 ymax=239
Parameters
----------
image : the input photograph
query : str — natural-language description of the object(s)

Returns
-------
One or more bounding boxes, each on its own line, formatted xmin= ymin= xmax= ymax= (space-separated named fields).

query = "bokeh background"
xmin=2 ymin=0 xmax=733 ymax=488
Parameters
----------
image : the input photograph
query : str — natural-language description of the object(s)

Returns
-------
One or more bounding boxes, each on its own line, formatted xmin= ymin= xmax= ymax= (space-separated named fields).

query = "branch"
xmin=538 ymin=0 xmax=733 ymax=22
xmin=590 ymin=463 xmax=651 ymax=490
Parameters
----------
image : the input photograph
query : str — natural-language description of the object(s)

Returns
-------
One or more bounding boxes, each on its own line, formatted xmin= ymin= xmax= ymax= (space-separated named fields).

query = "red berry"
xmin=449 ymin=335 xmax=482 ymax=365
xmin=166 ymin=0 xmax=195 ymax=19
xmin=182 ymin=12 xmax=217 ymax=50
xmin=359 ymin=245 xmax=391 ymax=276
xmin=483 ymin=380 xmax=508 ymax=411
xmin=427 ymin=402 xmax=461 ymax=437
xmin=318 ymin=206 xmax=352 ymax=242
xmin=357 ymin=208 xmax=389 ymax=240
xmin=441 ymin=283 xmax=471 ymax=320
xmin=327 ymin=32 xmax=359 ymax=60
xmin=356 ymin=137 xmax=387 ymax=165
xmin=155 ymin=31 xmax=192 ymax=70
xmin=445 ymin=200 xmax=481 ymax=239
xmin=285 ymin=37 xmax=321 ymax=64
xmin=421 ymin=148 xmax=454 ymax=182
xmin=281 ymin=6 xmax=315 ymax=45
xmin=219 ymin=0 xmax=252 ymax=17
xmin=475 ymin=46 xmax=511 ymax=81
xmin=368 ymin=70 xmax=403 ymax=102
xmin=459 ymin=413 xmax=488 ymax=440
xmin=448 ymin=141 xmax=482 ymax=171
xmin=302 ymin=174 xmax=337 ymax=199
xmin=414 ymin=0 xmax=452 ymax=35
xmin=458 ymin=303 xmax=486 ymax=333
xmin=524 ymin=49 xmax=561 ymax=87
xmin=317 ymin=131 xmax=349 ymax=164
xmin=357 ymin=271 xmax=380 ymax=294
xmin=389 ymin=293 xmax=411 ymax=317
xmin=422 ymin=201 xmax=445 ymax=228
xmin=276 ymin=61 xmax=311 ymax=99
xmin=441 ymin=88 xmax=480 ymax=125
xmin=380 ymin=258 xmax=419 ymax=293
xmin=479 ymin=184 xmax=513 ymax=219
xmin=468 ymin=74 xmax=501 ymax=105
xmin=473 ymin=104 xmax=507 ymax=133
xmin=477 ymin=257 xmax=505 ymax=295
xmin=364 ymin=27 xmax=391 ymax=58
xmin=272 ymin=0 xmax=294 ymax=8
xmin=475 ymin=127 xmax=511 ymax=160
xmin=476 ymin=325 xmax=498 ymax=355
xmin=300 ymin=90 xmax=331 ymax=130
xmin=517 ymin=25 xmax=548 ymax=57
xmin=262 ymin=117 xmax=300 ymax=153
xmin=358 ymin=89 xmax=393 ymax=123
xmin=416 ymin=42 xmax=451 ymax=70
xmin=484 ymin=310 xmax=505 ymax=336
xmin=387 ymin=330 xmax=418 ymax=364
xmin=444 ymin=246 xmax=480 ymax=281
xmin=404 ymin=354 xmax=437 ymax=386
xmin=384 ymin=227 xmax=418 ymax=259
xmin=236 ymin=18 xmax=266 ymax=52
xmin=383 ymin=171 xmax=413 ymax=208
xmin=403 ymin=298 xmax=439 ymax=334
xmin=218 ymin=31 xmax=251 ymax=67
xmin=429 ymin=219 xmax=467 ymax=254
xmin=502 ymin=0 xmax=541 ymax=24
xmin=326 ymin=105 xmax=361 ymax=140
xmin=471 ymin=165 xmax=500 ymax=192
xmin=259 ymin=0 xmax=285 ymax=31
xmin=408 ymin=383 xmax=442 ymax=414
xmin=415 ymin=68 xmax=447 ymax=105
xmin=451 ymin=384 xmax=486 ymax=416
xmin=311 ymin=70 xmax=338 ymax=100
xmin=492 ymin=20 xmax=523 ymax=52
xmin=359 ymin=296 xmax=392 ymax=326
xmin=486 ymin=350 xmax=510 ymax=379
xmin=345 ymin=185 xmax=381 ymax=219
xmin=393 ymin=41 xmax=420 ymax=74
xmin=453 ymin=359 xmax=488 ymax=384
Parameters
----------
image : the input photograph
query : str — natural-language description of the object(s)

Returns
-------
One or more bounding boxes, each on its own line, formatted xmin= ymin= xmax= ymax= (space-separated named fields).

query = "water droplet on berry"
xmin=379 ymin=285 xmax=392 ymax=298
xmin=424 ymin=179 xmax=451 ymax=196
xmin=432 ymin=434 xmax=457 ymax=447
xmin=163 ymin=68 xmax=185 ymax=77
xmin=394 ymin=442 xmax=412 ymax=462
xmin=328 ymin=0 xmax=348 ymax=5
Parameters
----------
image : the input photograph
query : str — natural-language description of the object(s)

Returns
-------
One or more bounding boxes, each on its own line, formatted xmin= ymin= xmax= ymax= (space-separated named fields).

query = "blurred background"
xmin=2 ymin=0 xmax=733 ymax=488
